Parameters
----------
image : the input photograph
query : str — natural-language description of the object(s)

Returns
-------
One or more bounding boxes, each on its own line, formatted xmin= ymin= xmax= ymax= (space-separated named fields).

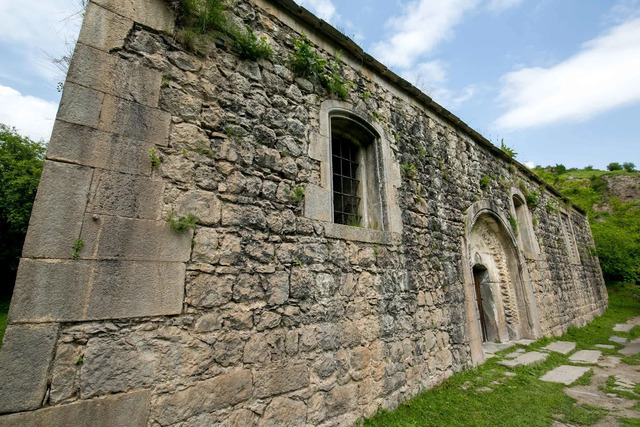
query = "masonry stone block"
xmin=22 ymin=161 xmax=93 ymax=259
xmin=304 ymin=184 xmax=332 ymax=222
xmin=9 ymin=259 xmax=185 ymax=323
xmin=10 ymin=260 xmax=90 ymax=322
xmin=154 ymin=369 xmax=252 ymax=425
xmin=48 ymin=121 xmax=153 ymax=175
xmin=80 ymin=215 xmax=191 ymax=262
xmin=254 ymin=364 xmax=309 ymax=398
xmin=57 ymin=83 xmax=104 ymax=129
xmin=91 ymin=0 xmax=175 ymax=33
xmin=87 ymin=170 xmax=163 ymax=219
xmin=85 ymin=260 xmax=185 ymax=320
xmin=98 ymin=95 xmax=171 ymax=145
xmin=78 ymin=2 xmax=133 ymax=52
xmin=0 ymin=391 xmax=150 ymax=427
xmin=0 ymin=324 xmax=59 ymax=414
xmin=67 ymin=43 xmax=162 ymax=107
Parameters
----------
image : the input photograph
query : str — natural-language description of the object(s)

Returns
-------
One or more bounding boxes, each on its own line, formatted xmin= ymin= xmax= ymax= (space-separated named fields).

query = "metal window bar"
xmin=332 ymin=136 xmax=361 ymax=225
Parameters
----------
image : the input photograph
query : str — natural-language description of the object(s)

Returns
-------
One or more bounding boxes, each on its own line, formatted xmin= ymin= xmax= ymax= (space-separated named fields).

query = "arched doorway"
xmin=462 ymin=201 xmax=542 ymax=365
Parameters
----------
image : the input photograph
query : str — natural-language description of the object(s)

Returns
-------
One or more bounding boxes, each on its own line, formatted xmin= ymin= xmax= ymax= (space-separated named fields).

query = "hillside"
xmin=533 ymin=166 xmax=640 ymax=284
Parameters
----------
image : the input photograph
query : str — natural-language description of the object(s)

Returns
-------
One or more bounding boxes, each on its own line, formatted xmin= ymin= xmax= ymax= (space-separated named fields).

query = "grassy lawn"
xmin=364 ymin=282 xmax=640 ymax=427
xmin=0 ymin=299 xmax=9 ymax=349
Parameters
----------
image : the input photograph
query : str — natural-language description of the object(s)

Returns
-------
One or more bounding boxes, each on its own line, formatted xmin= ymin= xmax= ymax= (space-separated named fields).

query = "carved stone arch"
xmin=461 ymin=199 xmax=542 ymax=365
xmin=509 ymin=187 xmax=541 ymax=258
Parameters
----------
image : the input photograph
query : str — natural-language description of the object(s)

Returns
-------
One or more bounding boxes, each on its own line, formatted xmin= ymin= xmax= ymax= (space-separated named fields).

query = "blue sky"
xmin=1 ymin=0 xmax=639 ymax=169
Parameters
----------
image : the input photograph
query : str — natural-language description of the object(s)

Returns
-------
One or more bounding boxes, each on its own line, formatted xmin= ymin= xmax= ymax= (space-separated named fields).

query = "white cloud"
xmin=493 ymin=18 xmax=640 ymax=131
xmin=402 ymin=60 xmax=448 ymax=86
xmin=0 ymin=0 xmax=82 ymax=80
xmin=524 ymin=161 xmax=535 ymax=169
xmin=371 ymin=0 xmax=479 ymax=69
xmin=0 ymin=85 xmax=58 ymax=141
xmin=487 ymin=0 xmax=524 ymax=13
xmin=296 ymin=0 xmax=338 ymax=23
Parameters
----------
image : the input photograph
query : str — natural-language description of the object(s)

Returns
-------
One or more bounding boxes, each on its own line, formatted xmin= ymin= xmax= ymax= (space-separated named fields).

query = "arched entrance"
xmin=462 ymin=201 xmax=542 ymax=365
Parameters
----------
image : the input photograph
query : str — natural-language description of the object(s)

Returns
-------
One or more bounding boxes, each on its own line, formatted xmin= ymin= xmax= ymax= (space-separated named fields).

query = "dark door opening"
xmin=473 ymin=266 xmax=489 ymax=342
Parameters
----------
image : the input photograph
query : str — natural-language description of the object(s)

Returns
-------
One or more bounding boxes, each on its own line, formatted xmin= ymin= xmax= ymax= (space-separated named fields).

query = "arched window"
xmin=330 ymin=114 xmax=385 ymax=230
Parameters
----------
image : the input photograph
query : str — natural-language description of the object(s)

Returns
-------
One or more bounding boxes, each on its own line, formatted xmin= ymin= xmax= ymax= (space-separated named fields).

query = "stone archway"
xmin=462 ymin=201 xmax=542 ymax=365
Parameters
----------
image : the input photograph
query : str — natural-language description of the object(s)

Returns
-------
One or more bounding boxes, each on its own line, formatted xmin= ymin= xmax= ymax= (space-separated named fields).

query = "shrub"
xmin=554 ymin=164 xmax=567 ymax=175
xmin=623 ymin=162 xmax=636 ymax=172
xmin=168 ymin=212 xmax=198 ymax=232
xmin=607 ymin=162 xmax=623 ymax=171
xmin=526 ymin=191 xmax=540 ymax=210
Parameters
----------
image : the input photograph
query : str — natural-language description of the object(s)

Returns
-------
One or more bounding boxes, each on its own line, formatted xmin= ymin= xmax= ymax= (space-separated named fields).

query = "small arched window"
xmin=330 ymin=114 xmax=385 ymax=230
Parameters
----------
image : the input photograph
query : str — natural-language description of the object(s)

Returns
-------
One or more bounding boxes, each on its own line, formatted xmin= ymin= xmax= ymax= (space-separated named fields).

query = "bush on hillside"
xmin=607 ymin=162 xmax=623 ymax=171
xmin=623 ymin=162 xmax=636 ymax=172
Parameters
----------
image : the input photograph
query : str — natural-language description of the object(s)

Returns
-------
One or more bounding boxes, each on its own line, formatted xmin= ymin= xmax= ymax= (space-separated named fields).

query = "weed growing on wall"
xmin=289 ymin=35 xmax=350 ymax=100
xmin=72 ymin=238 xmax=84 ymax=260
xmin=171 ymin=0 xmax=272 ymax=60
xmin=500 ymin=138 xmax=517 ymax=159
xmin=480 ymin=175 xmax=491 ymax=190
xmin=149 ymin=148 xmax=160 ymax=169
xmin=526 ymin=190 xmax=540 ymax=210
xmin=290 ymin=33 xmax=327 ymax=78
xmin=168 ymin=212 xmax=198 ymax=232
xmin=508 ymin=215 xmax=518 ymax=236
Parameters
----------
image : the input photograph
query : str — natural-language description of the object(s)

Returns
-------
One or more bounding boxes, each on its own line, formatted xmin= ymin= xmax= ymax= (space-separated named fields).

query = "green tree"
xmin=623 ymin=162 xmax=636 ymax=172
xmin=607 ymin=162 xmax=623 ymax=171
xmin=0 ymin=124 xmax=46 ymax=299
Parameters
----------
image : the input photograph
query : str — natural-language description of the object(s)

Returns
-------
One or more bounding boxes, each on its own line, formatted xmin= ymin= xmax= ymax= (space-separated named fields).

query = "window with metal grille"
xmin=332 ymin=135 xmax=361 ymax=225
xmin=330 ymin=115 xmax=380 ymax=228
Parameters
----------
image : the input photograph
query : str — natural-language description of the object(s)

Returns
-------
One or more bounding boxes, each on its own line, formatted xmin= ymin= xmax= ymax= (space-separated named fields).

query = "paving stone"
xmin=497 ymin=351 xmax=548 ymax=368
xmin=542 ymin=341 xmax=577 ymax=355
xmin=619 ymin=342 xmax=640 ymax=356
xmin=482 ymin=342 xmax=515 ymax=357
xmin=614 ymin=324 xmax=635 ymax=333
xmin=569 ymin=350 xmax=602 ymax=364
xmin=595 ymin=344 xmax=615 ymax=349
xmin=540 ymin=365 xmax=590 ymax=385
xmin=609 ymin=336 xmax=628 ymax=344
xmin=516 ymin=339 xmax=535 ymax=346
xmin=597 ymin=356 xmax=620 ymax=368
xmin=505 ymin=350 xmax=524 ymax=359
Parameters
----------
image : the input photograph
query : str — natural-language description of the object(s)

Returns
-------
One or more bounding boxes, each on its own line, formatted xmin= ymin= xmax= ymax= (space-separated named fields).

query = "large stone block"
xmin=78 ymin=2 xmax=133 ymax=52
xmin=10 ymin=260 xmax=90 ymax=322
xmin=48 ymin=121 xmax=154 ymax=176
xmin=0 ymin=391 xmax=150 ymax=427
xmin=87 ymin=170 xmax=163 ymax=219
xmin=0 ymin=324 xmax=59 ymax=414
xmin=92 ymin=0 xmax=175 ymax=33
xmin=67 ymin=43 xmax=162 ymax=108
xmin=98 ymin=95 xmax=171 ymax=145
xmin=79 ymin=215 xmax=192 ymax=262
xmin=22 ymin=161 xmax=93 ymax=259
xmin=254 ymin=364 xmax=309 ymax=398
xmin=57 ymin=83 xmax=104 ymax=129
xmin=85 ymin=260 xmax=185 ymax=320
xmin=154 ymin=369 xmax=252 ymax=425
xmin=9 ymin=259 xmax=185 ymax=323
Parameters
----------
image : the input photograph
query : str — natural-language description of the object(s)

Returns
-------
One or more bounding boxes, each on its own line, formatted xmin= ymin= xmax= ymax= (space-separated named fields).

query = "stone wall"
xmin=0 ymin=0 xmax=607 ymax=425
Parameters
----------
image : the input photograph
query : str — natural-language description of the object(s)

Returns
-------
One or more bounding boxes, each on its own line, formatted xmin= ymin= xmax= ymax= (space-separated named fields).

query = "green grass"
xmin=0 ymin=300 xmax=9 ymax=349
xmin=364 ymin=283 xmax=640 ymax=427
xmin=561 ymin=169 xmax=638 ymax=180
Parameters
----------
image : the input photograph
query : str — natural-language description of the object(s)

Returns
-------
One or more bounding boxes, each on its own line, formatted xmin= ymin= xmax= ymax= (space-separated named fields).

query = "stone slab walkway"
xmin=540 ymin=365 xmax=590 ymax=385
xmin=542 ymin=341 xmax=577 ymax=355
xmin=497 ymin=351 xmax=548 ymax=368
xmin=610 ymin=336 xmax=628 ymax=344
xmin=569 ymin=350 xmax=602 ymax=364
xmin=614 ymin=324 xmax=635 ymax=332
